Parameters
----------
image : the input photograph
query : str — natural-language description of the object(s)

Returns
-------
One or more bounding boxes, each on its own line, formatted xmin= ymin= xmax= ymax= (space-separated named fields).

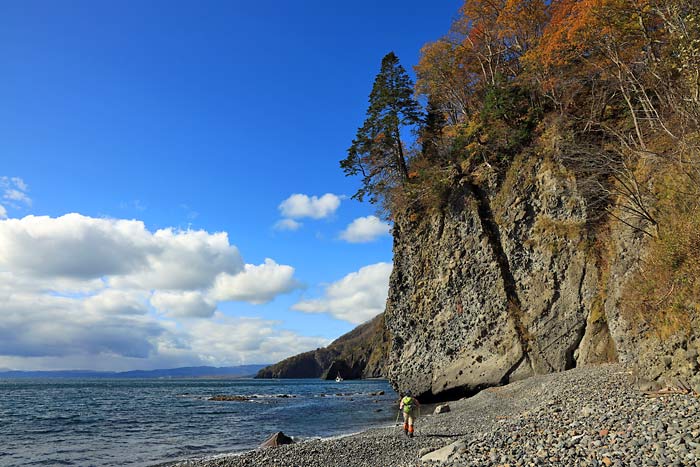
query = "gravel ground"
xmin=172 ymin=364 xmax=700 ymax=467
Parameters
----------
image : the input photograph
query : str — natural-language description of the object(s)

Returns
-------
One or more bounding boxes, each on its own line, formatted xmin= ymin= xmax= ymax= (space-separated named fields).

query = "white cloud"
xmin=151 ymin=290 xmax=217 ymax=318
xmin=0 ymin=176 xmax=31 ymax=210
xmin=0 ymin=213 xmax=316 ymax=370
xmin=11 ymin=177 xmax=28 ymax=192
xmin=278 ymin=193 xmax=341 ymax=219
xmin=292 ymin=262 xmax=392 ymax=324
xmin=0 ymin=292 xmax=163 ymax=359
xmin=0 ymin=214 xmax=243 ymax=287
xmin=339 ymin=215 xmax=391 ymax=243
xmin=110 ymin=227 xmax=243 ymax=290
xmin=0 ymin=205 xmax=6 ymax=219
xmin=0 ymin=291 xmax=328 ymax=369
xmin=120 ymin=200 xmax=146 ymax=211
xmin=173 ymin=313 xmax=331 ymax=366
xmin=4 ymin=189 xmax=31 ymax=205
xmin=84 ymin=289 xmax=150 ymax=315
xmin=274 ymin=218 xmax=302 ymax=231
xmin=210 ymin=258 xmax=302 ymax=304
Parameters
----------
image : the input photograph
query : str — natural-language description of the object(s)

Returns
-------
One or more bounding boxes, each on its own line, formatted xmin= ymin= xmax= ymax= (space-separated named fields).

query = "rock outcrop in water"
xmin=256 ymin=313 xmax=387 ymax=379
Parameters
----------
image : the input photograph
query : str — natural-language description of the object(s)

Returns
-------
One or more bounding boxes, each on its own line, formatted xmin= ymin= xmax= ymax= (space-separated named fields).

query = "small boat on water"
xmin=335 ymin=372 xmax=343 ymax=382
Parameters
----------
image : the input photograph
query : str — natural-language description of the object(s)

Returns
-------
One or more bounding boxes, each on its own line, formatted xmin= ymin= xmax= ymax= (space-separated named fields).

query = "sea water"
xmin=0 ymin=378 xmax=397 ymax=466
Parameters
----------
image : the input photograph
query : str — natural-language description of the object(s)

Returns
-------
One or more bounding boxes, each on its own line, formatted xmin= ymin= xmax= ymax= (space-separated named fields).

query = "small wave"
xmin=24 ymin=427 xmax=66 ymax=435
xmin=175 ymin=444 xmax=212 ymax=454
xmin=27 ymin=459 xmax=73 ymax=465
xmin=35 ymin=413 xmax=81 ymax=421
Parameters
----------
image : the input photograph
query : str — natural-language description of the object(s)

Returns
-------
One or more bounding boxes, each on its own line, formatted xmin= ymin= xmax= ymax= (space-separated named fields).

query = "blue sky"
xmin=0 ymin=1 xmax=461 ymax=371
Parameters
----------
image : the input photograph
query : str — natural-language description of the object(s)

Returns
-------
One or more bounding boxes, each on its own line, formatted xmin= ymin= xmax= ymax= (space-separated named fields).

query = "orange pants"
xmin=402 ymin=411 xmax=415 ymax=433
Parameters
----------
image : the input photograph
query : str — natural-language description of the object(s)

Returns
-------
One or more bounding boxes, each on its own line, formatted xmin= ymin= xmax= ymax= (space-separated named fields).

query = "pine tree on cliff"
xmin=341 ymin=52 xmax=423 ymax=205
xmin=420 ymin=97 xmax=446 ymax=161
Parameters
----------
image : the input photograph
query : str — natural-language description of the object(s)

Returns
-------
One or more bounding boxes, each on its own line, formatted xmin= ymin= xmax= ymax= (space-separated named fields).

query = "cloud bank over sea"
xmin=0 ymin=213 xmax=328 ymax=371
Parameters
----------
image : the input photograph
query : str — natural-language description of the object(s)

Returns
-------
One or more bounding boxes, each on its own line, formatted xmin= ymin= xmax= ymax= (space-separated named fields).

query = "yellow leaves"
xmin=498 ymin=0 xmax=549 ymax=47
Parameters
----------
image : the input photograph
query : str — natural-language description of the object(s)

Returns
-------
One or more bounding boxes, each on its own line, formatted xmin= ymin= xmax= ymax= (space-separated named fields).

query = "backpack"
xmin=402 ymin=396 xmax=413 ymax=413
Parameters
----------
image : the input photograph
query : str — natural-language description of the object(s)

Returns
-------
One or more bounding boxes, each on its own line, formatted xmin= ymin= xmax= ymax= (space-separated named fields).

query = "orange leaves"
xmin=531 ymin=0 xmax=654 ymax=71
xmin=372 ymin=132 xmax=387 ymax=144
xmin=415 ymin=0 xmax=549 ymax=126
xmin=528 ymin=0 xmax=596 ymax=70
xmin=415 ymin=40 xmax=479 ymax=123
xmin=498 ymin=0 xmax=549 ymax=51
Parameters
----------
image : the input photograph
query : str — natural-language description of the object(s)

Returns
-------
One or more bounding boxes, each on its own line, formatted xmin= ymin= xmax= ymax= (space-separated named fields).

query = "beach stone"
xmin=418 ymin=447 xmax=435 ymax=457
xmin=420 ymin=440 xmax=466 ymax=462
xmin=434 ymin=404 xmax=451 ymax=414
xmin=259 ymin=432 xmax=295 ymax=448
xmin=637 ymin=379 xmax=662 ymax=392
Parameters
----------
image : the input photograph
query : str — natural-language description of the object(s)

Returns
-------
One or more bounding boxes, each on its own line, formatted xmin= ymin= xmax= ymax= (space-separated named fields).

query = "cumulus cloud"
xmin=0 ymin=205 xmax=6 ymax=219
xmin=292 ymin=262 xmax=392 ymax=324
xmin=0 ymin=213 xmax=314 ymax=370
xmin=0 ymin=292 xmax=162 ymax=359
xmin=274 ymin=218 xmax=302 ymax=231
xmin=278 ymin=193 xmax=341 ymax=219
xmin=173 ymin=313 xmax=331 ymax=366
xmin=0 ymin=292 xmax=328 ymax=369
xmin=210 ymin=258 xmax=302 ymax=304
xmin=84 ymin=289 xmax=150 ymax=315
xmin=151 ymin=290 xmax=217 ymax=318
xmin=339 ymin=216 xmax=391 ymax=243
xmin=110 ymin=228 xmax=244 ymax=290
xmin=0 ymin=214 xmax=242 ymax=286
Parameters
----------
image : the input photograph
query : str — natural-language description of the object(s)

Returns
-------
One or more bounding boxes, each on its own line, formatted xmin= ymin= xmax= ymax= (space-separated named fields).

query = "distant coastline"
xmin=0 ymin=364 xmax=268 ymax=379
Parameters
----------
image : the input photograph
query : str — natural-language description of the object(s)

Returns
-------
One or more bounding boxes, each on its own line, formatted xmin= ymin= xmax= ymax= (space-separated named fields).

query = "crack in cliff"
xmin=568 ymin=263 xmax=589 ymax=369
xmin=465 ymin=181 xmax=532 ymax=366
xmin=436 ymin=211 xmax=446 ymax=240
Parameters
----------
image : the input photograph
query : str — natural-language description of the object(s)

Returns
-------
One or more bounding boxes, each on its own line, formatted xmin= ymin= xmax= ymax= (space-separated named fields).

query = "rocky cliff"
xmin=385 ymin=154 xmax=700 ymax=401
xmin=256 ymin=313 xmax=388 ymax=379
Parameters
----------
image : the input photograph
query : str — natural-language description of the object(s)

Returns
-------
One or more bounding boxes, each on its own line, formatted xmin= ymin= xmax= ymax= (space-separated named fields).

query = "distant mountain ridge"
xmin=0 ymin=365 xmax=267 ymax=379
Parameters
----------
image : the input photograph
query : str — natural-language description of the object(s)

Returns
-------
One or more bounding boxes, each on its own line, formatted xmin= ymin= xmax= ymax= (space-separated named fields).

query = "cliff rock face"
xmin=599 ymin=220 xmax=700 ymax=392
xmin=386 ymin=158 xmax=604 ymax=400
xmin=388 ymin=149 xmax=700 ymax=401
xmin=256 ymin=313 xmax=387 ymax=379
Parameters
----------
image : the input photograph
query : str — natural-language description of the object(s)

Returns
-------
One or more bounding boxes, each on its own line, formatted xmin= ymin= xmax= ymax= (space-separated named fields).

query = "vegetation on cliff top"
xmin=343 ymin=0 xmax=700 ymax=338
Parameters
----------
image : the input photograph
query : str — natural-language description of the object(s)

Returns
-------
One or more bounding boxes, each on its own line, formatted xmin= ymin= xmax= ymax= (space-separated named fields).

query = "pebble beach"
xmin=173 ymin=364 xmax=700 ymax=467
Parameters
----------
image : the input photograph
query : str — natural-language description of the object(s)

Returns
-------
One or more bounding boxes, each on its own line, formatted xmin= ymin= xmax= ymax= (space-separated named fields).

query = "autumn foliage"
xmin=407 ymin=0 xmax=699 ymax=212
xmin=342 ymin=0 xmax=700 ymax=333
xmin=344 ymin=0 xmax=700 ymax=219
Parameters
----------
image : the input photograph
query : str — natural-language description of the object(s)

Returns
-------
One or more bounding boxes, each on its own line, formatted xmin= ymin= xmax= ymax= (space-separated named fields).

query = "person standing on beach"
xmin=399 ymin=392 xmax=420 ymax=438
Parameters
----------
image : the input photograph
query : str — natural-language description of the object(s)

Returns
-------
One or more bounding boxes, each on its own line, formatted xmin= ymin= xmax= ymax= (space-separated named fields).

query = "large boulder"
xmin=259 ymin=432 xmax=295 ymax=449
xmin=420 ymin=440 xmax=466 ymax=463
xmin=434 ymin=404 xmax=450 ymax=414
